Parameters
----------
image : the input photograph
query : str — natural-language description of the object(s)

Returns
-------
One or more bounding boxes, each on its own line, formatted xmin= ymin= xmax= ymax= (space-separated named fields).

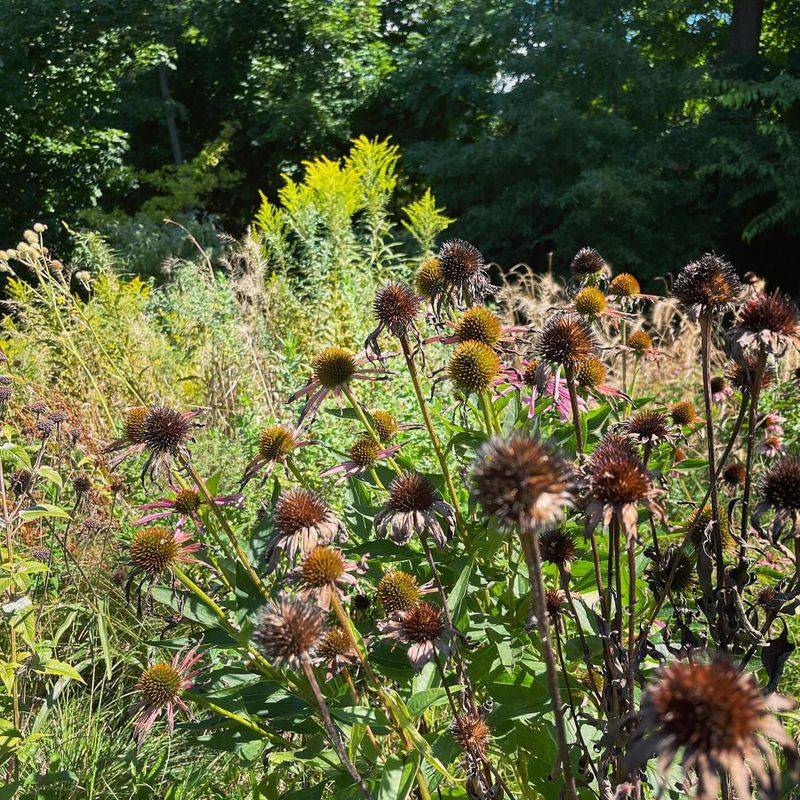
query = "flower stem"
xmin=563 ymin=364 xmax=584 ymax=454
xmin=741 ymin=348 xmax=766 ymax=541
xmin=183 ymin=690 xmax=286 ymax=745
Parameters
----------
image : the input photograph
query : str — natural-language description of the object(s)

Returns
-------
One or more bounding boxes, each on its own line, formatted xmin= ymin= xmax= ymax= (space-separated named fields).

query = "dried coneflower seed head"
xmin=259 ymin=425 xmax=295 ymax=461
xmin=725 ymin=357 xmax=776 ymax=392
xmin=670 ymin=401 xmax=698 ymax=426
xmin=626 ymin=410 xmax=670 ymax=441
xmin=575 ymin=356 xmax=607 ymax=389
xmin=536 ymin=313 xmax=596 ymax=367
xmin=722 ymin=461 xmax=747 ymax=487
xmin=757 ymin=586 xmax=776 ymax=605
xmin=538 ymin=529 xmax=577 ymax=568
xmin=588 ymin=441 xmax=650 ymax=505
xmin=130 ymin=527 xmax=178 ymax=575
xmin=316 ymin=627 xmax=352 ymax=660
xmin=139 ymin=663 xmax=182 ymax=706
xmin=609 ymin=273 xmax=641 ymax=297
xmin=0 ymin=384 xmax=12 ymax=404
xmin=313 ymin=346 xmax=357 ymax=390
xmin=454 ymin=306 xmax=502 ymax=346
xmin=348 ymin=436 xmax=380 ymax=468
xmin=141 ymin=407 xmax=192 ymax=455
xmin=574 ymin=286 xmax=607 ymax=316
xmin=300 ymin=546 xmax=346 ymax=587
xmin=737 ymin=290 xmax=799 ymax=336
xmin=439 ymin=239 xmax=485 ymax=286
xmin=647 ymin=547 xmax=696 ymax=595
xmin=387 ymin=472 xmax=436 ymax=513
xmin=173 ymin=489 xmax=201 ymax=515
xmin=378 ymin=570 xmax=423 ymax=613
xmin=627 ymin=330 xmax=653 ymax=353
xmin=570 ymin=247 xmax=606 ymax=277
xmin=124 ymin=406 xmax=148 ymax=444
xmin=275 ymin=489 xmax=330 ymax=537
xmin=545 ymin=589 xmax=566 ymax=621
xmin=401 ymin=602 xmax=444 ymax=643
xmin=371 ymin=410 xmax=399 ymax=442
xmin=72 ymin=473 xmax=92 ymax=496
xmin=451 ymin=712 xmax=491 ymax=755
xmin=253 ymin=599 xmax=325 ymax=668
xmin=687 ymin=506 xmax=735 ymax=553
xmin=416 ymin=257 xmax=444 ymax=298
xmin=373 ymin=282 xmax=420 ymax=334
xmin=710 ymin=377 xmax=726 ymax=395
xmin=673 ymin=253 xmax=741 ymax=310
xmin=448 ymin=340 xmax=500 ymax=394
xmin=761 ymin=456 xmax=800 ymax=511
xmin=10 ymin=469 xmax=33 ymax=495
xmin=473 ymin=435 xmax=574 ymax=528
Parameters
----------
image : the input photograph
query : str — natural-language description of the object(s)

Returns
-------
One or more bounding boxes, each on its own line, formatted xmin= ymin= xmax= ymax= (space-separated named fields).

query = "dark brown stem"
xmin=741 ymin=348 xmax=766 ymax=541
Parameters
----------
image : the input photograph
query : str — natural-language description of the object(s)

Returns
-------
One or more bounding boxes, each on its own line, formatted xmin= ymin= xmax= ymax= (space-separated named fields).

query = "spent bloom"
xmin=292 ymin=545 xmax=363 ymax=610
xmin=129 ymin=525 xmax=201 ymax=581
xmin=253 ymin=598 xmax=325 ymax=669
xmin=535 ymin=313 xmax=597 ymax=370
xmin=320 ymin=435 xmax=403 ymax=482
xmin=134 ymin=485 xmax=242 ymax=533
xmin=132 ymin=645 xmax=203 ymax=743
xmin=753 ymin=455 xmax=800 ymax=540
xmin=240 ymin=425 xmax=313 ymax=488
xmin=377 ymin=569 xmax=433 ymax=614
xmin=313 ymin=627 xmax=359 ymax=680
xmin=365 ymin=281 xmax=422 ymax=361
xmin=378 ymin=601 xmax=450 ymax=670
xmin=672 ymin=253 xmax=742 ymax=315
xmin=447 ymin=340 xmax=501 ymax=396
xmin=710 ymin=376 xmax=733 ymax=403
xmin=731 ymin=289 xmax=799 ymax=357
xmin=570 ymin=247 xmax=608 ymax=282
xmin=437 ymin=238 xmax=494 ymax=307
xmin=502 ymin=359 xmax=586 ymax=421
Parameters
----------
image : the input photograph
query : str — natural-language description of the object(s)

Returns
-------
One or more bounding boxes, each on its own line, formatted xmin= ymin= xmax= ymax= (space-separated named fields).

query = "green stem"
xmin=341 ymin=385 xmax=401 ymax=474
xmin=183 ymin=690 xmax=286 ymax=745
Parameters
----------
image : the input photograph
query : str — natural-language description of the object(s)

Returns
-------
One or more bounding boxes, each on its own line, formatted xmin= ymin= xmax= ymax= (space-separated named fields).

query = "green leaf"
xmin=39 ymin=658 xmax=85 ymax=684
xmin=0 ymin=718 xmax=22 ymax=765
xmin=378 ymin=752 xmax=420 ymax=800
xmin=447 ymin=561 xmax=472 ymax=619
xmin=37 ymin=466 xmax=63 ymax=487
xmin=20 ymin=503 xmax=71 ymax=521
xmin=406 ymin=686 xmax=459 ymax=718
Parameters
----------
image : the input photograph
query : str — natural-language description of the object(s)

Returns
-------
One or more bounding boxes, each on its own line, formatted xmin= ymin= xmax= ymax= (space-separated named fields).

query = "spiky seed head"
xmin=737 ymin=290 xmax=799 ymax=336
xmin=757 ymin=586 xmax=776 ymax=605
xmin=570 ymin=247 xmax=606 ymax=276
xmin=0 ymin=384 xmax=12 ymax=404
xmin=587 ymin=440 xmax=650 ymax=505
xmin=10 ymin=469 xmax=33 ymax=495
xmin=725 ymin=357 xmax=776 ymax=392
xmin=299 ymin=546 xmax=346 ymax=587
xmin=27 ymin=400 xmax=48 ymax=416
xmin=352 ymin=593 xmax=371 ymax=612
xmin=371 ymin=410 xmax=399 ymax=442
xmin=522 ymin=359 xmax=539 ymax=386
xmin=253 ymin=599 xmax=325 ymax=668
xmin=72 ymin=473 xmax=92 ymax=496
xmin=258 ymin=425 xmax=295 ymax=461
xmin=575 ymin=356 xmax=607 ymax=389
xmin=710 ymin=376 xmax=727 ymax=394
xmin=378 ymin=570 xmax=423 ymax=613
xmin=574 ymin=287 xmax=607 ymax=316
xmin=627 ymin=330 xmax=653 ymax=353
xmin=416 ymin=257 xmax=444 ymax=298
xmin=138 ymin=663 xmax=182 ymax=706
xmin=313 ymin=346 xmax=357 ymax=389
xmin=473 ymin=434 xmax=574 ymax=528
xmin=347 ymin=436 xmax=380 ymax=468
xmin=647 ymin=546 xmax=696 ymax=595
xmin=454 ymin=306 xmax=502 ymax=346
xmin=670 ymin=401 xmax=698 ymax=426
xmin=173 ymin=489 xmax=201 ymax=515
xmin=538 ymin=529 xmax=577 ymax=567
xmin=545 ymin=589 xmax=566 ymax=621
xmin=448 ymin=340 xmax=500 ymax=394
xmin=626 ymin=410 xmax=670 ymax=441
xmin=130 ymin=527 xmax=179 ymax=575
xmin=274 ymin=489 xmax=330 ymax=537
xmin=141 ymin=407 xmax=193 ymax=455
xmin=722 ymin=461 xmax=747 ymax=487
xmin=439 ymin=239 xmax=485 ymax=285
xmin=451 ymin=713 xmax=491 ymax=754
xmin=31 ymin=546 xmax=51 ymax=562
xmin=400 ymin=602 xmax=444 ymax=643
xmin=387 ymin=472 xmax=436 ymax=513
xmin=761 ymin=456 xmax=800 ymax=511
xmin=536 ymin=314 xmax=596 ymax=367
xmin=124 ymin=407 xmax=148 ymax=443
xmin=609 ymin=273 xmax=641 ymax=297
xmin=373 ymin=282 xmax=420 ymax=333
xmin=316 ymin=627 xmax=352 ymax=660
xmin=687 ymin=506 xmax=735 ymax=553
xmin=49 ymin=410 xmax=68 ymax=425
xmin=642 ymin=659 xmax=769 ymax=758
xmin=673 ymin=253 xmax=741 ymax=309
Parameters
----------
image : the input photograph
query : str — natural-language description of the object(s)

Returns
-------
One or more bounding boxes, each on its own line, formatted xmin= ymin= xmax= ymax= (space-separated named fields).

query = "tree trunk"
xmin=158 ymin=63 xmax=184 ymax=166
xmin=730 ymin=0 xmax=765 ymax=58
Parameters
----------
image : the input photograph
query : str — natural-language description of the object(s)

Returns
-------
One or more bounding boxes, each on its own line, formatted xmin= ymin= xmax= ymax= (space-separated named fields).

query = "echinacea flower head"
xmin=321 ymin=434 xmax=403 ymax=482
xmin=438 ymin=238 xmax=493 ymax=305
xmin=538 ymin=528 xmax=577 ymax=568
xmin=687 ymin=506 xmax=735 ymax=555
xmin=573 ymin=286 xmax=607 ymax=316
xmin=253 ymin=598 xmax=325 ymax=669
xmin=670 ymin=401 xmax=698 ymax=427
xmin=646 ymin=545 xmax=696 ymax=596
xmin=0 ymin=383 xmax=13 ymax=405
xmin=447 ymin=340 xmax=501 ymax=395
xmin=129 ymin=526 xmax=200 ymax=577
xmin=375 ymin=472 xmax=455 ymax=546
xmin=673 ymin=253 xmax=741 ymax=314
xmin=570 ymin=247 xmax=607 ymax=278
xmin=536 ymin=313 xmax=597 ymax=368
xmin=754 ymin=455 xmax=800 ymax=539
xmin=378 ymin=601 xmax=449 ymax=670
xmin=544 ymin=588 xmax=566 ymax=623
xmin=624 ymin=410 xmax=672 ymax=445
xmin=366 ymin=281 xmax=422 ymax=359
xmin=609 ymin=273 xmax=641 ymax=297
xmin=72 ymin=473 xmax=92 ymax=498
xmin=710 ymin=376 xmax=733 ymax=403
xmin=626 ymin=330 xmax=653 ymax=355
xmin=725 ymin=356 xmax=777 ymax=393
xmin=574 ymin=356 xmax=607 ymax=389
xmin=626 ymin=657 xmax=797 ymax=800
xmin=125 ymin=406 xmax=149 ymax=444
xmin=240 ymin=424 xmax=308 ymax=487
xmin=416 ymin=257 xmax=444 ymax=299
xmin=372 ymin=410 xmax=398 ymax=442
xmin=134 ymin=486 xmax=241 ymax=532
xmin=314 ymin=627 xmax=358 ymax=678
xmin=722 ymin=461 xmax=747 ymax=488
xmin=132 ymin=646 xmax=202 ymax=743
xmin=265 ymin=488 xmax=344 ymax=569
xmin=451 ymin=712 xmax=491 ymax=756
xmin=10 ymin=469 xmax=33 ymax=496
xmin=377 ymin=569 xmax=432 ymax=614
xmin=731 ymin=289 xmax=800 ymax=357
xmin=454 ymin=306 xmax=502 ymax=346
xmin=294 ymin=545 xmax=360 ymax=610
xmin=472 ymin=434 xmax=575 ymax=531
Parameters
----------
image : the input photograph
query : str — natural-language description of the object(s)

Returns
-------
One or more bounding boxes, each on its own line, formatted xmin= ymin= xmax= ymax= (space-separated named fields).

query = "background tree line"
xmin=1 ymin=0 xmax=799 ymax=286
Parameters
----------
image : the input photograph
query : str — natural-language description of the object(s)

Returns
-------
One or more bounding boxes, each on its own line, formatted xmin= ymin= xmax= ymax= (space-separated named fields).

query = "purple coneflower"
xmin=134 ymin=485 xmax=242 ymax=532
xmin=365 ymin=281 xmax=422 ymax=361
xmin=320 ymin=435 xmax=403 ymax=482
xmin=536 ymin=313 xmax=597 ymax=370
xmin=132 ymin=645 xmax=202 ymax=743
xmin=313 ymin=627 xmax=359 ymax=680
xmin=623 ymin=410 xmax=674 ymax=446
xmin=753 ymin=455 xmax=800 ymax=540
xmin=670 ymin=401 xmax=698 ymax=427
xmin=574 ymin=356 xmax=627 ymax=404
xmin=710 ymin=376 xmax=733 ymax=403
xmin=438 ymin=239 xmax=494 ymax=307
xmin=376 ymin=569 xmax=433 ymax=614
xmin=731 ymin=289 xmax=799 ymax=357
xmin=570 ymin=247 xmax=608 ymax=283
xmin=240 ymin=424 xmax=313 ymax=487
xmin=608 ymin=272 xmax=659 ymax=303
xmin=416 ymin=257 xmax=444 ymax=301
xmin=622 ymin=330 xmax=667 ymax=362
xmin=725 ymin=356 xmax=777 ymax=394
xmin=129 ymin=525 xmax=201 ymax=579
xmin=447 ymin=340 xmax=501 ymax=396
xmin=759 ymin=433 xmax=783 ymax=458
xmin=429 ymin=305 xmax=525 ymax=349
xmin=253 ymin=598 xmax=325 ymax=669
xmin=502 ymin=359 xmax=585 ymax=421
xmin=672 ymin=253 xmax=742 ymax=316
xmin=292 ymin=545 xmax=363 ymax=610
xmin=378 ymin=601 xmax=450 ymax=670
xmin=571 ymin=286 xmax=630 ymax=322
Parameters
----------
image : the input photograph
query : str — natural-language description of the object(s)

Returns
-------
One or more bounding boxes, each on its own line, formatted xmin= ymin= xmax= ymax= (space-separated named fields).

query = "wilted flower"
xmin=646 ymin=545 xmax=696 ymax=596
xmin=292 ymin=545 xmax=362 ymax=610
xmin=253 ymin=598 xmax=325 ymax=669
xmin=608 ymin=273 xmax=658 ymax=302
xmin=624 ymin=410 xmax=673 ymax=446
xmin=129 ymin=526 xmax=201 ymax=580
xmin=672 ymin=253 xmax=741 ymax=314
xmin=447 ymin=340 xmax=501 ymax=395
xmin=722 ymin=461 xmax=747 ymax=488
xmin=370 ymin=409 xmax=419 ymax=443
xmin=538 ymin=528 xmax=577 ymax=569
xmin=759 ymin=433 xmax=783 ymax=458
xmin=240 ymin=425 xmax=312 ymax=487
xmin=536 ymin=313 xmax=597 ymax=369
xmin=265 ymin=488 xmax=345 ymax=570
xmin=571 ymin=286 xmax=629 ymax=321
xmin=472 ymin=434 xmax=575 ymax=531
xmin=725 ymin=356 xmax=776 ymax=393
xmin=366 ymin=281 xmax=422 ymax=360
xmin=131 ymin=645 xmax=202 ymax=743
xmin=626 ymin=658 xmax=797 ymax=800
xmin=438 ymin=239 xmax=494 ymax=306
xmin=320 ymin=435 xmax=403 ymax=482
xmin=134 ymin=485 xmax=242 ymax=532
xmin=451 ymin=711 xmax=491 ymax=756
xmin=753 ymin=455 xmax=800 ymax=540
xmin=375 ymin=472 xmax=455 ymax=546
xmin=377 ymin=569 xmax=433 ymax=614
xmin=670 ymin=401 xmax=698 ymax=427
xmin=574 ymin=356 xmax=627 ymax=403
xmin=731 ymin=290 xmax=799 ymax=357
xmin=314 ymin=627 xmax=359 ymax=679
xmin=623 ymin=329 xmax=667 ymax=361
xmin=378 ymin=601 xmax=450 ymax=670
xmin=570 ymin=247 xmax=607 ymax=280
xmin=416 ymin=257 xmax=444 ymax=299
xmin=502 ymin=359 xmax=585 ymax=421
